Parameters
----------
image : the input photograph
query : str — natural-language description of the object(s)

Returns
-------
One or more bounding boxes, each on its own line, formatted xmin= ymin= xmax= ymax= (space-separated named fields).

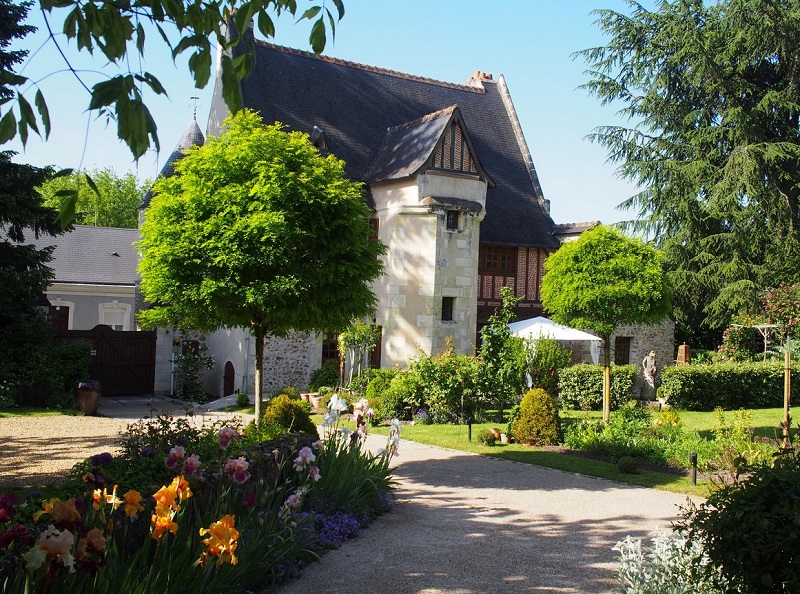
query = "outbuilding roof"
xmin=25 ymin=225 xmax=139 ymax=286
xmin=207 ymin=37 xmax=560 ymax=249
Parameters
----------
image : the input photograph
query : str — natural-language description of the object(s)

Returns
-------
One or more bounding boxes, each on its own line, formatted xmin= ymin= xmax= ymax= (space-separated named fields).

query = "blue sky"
xmin=12 ymin=1 xmax=648 ymax=226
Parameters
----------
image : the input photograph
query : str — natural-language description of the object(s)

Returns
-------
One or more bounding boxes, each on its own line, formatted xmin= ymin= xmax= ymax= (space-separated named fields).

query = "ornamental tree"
xmin=137 ymin=110 xmax=385 ymax=421
xmin=540 ymin=225 xmax=672 ymax=422
xmin=480 ymin=286 xmax=527 ymax=421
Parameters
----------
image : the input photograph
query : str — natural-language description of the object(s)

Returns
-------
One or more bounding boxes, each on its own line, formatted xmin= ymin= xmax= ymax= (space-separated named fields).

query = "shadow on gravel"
xmin=0 ymin=434 xmax=123 ymax=490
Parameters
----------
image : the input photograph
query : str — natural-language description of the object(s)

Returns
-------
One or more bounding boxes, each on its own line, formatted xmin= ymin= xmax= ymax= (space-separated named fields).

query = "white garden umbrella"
xmin=507 ymin=316 xmax=602 ymax=364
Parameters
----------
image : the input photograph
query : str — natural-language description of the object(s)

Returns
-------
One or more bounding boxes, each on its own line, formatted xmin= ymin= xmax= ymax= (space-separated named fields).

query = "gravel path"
xmin=271 ymin=435 xmax=694 ymax=594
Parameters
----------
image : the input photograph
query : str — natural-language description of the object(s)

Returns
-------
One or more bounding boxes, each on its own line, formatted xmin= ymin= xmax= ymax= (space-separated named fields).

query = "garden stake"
xmin=690 ymin=452 xmax=698 ymax=486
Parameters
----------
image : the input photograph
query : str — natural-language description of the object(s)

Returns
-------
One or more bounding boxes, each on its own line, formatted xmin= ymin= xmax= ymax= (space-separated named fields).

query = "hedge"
xmin=558 ymin=364 xmax=639 ymax=411
xmin=660 ymin=362 xmax=800 ymax=411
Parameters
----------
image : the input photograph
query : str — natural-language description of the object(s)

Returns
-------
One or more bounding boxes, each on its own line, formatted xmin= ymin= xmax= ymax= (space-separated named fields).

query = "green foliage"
xmin=36 ymin=168 xmax=149 ymax=229
xmin=678 ymin=453 xmax=800 ymax=593
xmin=49 ymin=338 xmax=92 ymax=392
xmin=541 ymin=225 xmax=672 ymax=340
xmin=173 ymin=339 xmax=215 ymax=404
xmin=719 ymin=315 xmax=762 ymax=362
xmin=558 ymin=364 xmax=638 ymax=411
xmin=278 ymin=385 xmax=301 ymax=400
xmin=762 ymin=283 xmax=800 ymax=339
xmin=261 ymin=395 xmax=319 ymax=438
xmin=0 ymin=151 xmax=63 ymax=400
xmin=308 ymin=361 xmax=340 ymax=392
xmin=413 ymin=342 xmax=482 ymax=424
xmin=381 ymin=371 xmax=424 ymax=421
xmin=660 ymin=362 xmax=800 ymax=411
xmin=476 ymin=428 xmax=497 ymax=447
xmin=3 ymin=0 xmax=344 ymax=161
xmin=564 ymin=402 xmax=668 ymax=464
xmin=235 ymin=392 xmax=250 ymax=407
xmin=363 ymin=368 xmax=399 ymax=422
xmin=511 ymin=388 xmax=561 ymax=446
xmin=579 ymin=1 xmax=800 ymax=338
xmin=137 ymin=110 xmax=385 ymax=420
xmin=480 ymin=287 xmax=526 ymax=415
xmin=527 ymin=337 xmax=572 ymax=396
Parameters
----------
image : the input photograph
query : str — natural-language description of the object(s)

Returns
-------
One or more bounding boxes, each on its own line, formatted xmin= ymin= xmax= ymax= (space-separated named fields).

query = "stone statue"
xmin=641 ymin=350 xmax=659 ymax=400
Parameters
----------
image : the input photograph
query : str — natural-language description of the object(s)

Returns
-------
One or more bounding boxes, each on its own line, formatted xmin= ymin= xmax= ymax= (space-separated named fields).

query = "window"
xmin=321 ymin=331 xmax=339 ymax=364
xmin=614 ymin=337 xmax=632 ymax=365
xmin=479 ymin=245 xmax=516 ymax=273
xmin=442 ymin=297 xmax=454 ymax=322
xmin=99 ymin=301 xmax=131 ymax=331
xmin=49 ymin=306 xmax=70 ymax=331
xmin=446 ymin=210 xmax=459 ymax=231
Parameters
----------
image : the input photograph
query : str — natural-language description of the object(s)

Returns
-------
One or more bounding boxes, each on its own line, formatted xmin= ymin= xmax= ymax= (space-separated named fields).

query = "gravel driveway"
xmin=270 ymin=435 xmax=694 ymax=594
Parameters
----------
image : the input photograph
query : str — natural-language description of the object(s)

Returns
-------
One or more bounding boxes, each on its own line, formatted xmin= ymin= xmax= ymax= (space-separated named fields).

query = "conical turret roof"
xmin=138 ymin=117 xmax=205 ymax=209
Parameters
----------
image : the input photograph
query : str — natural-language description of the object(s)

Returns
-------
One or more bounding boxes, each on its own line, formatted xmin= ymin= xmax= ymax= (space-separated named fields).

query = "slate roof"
xmin=138 ymin=117 xmax=205 ymax=209
xmin=207 ymin=37 xmax=560 ymax=249
xmin=25 ymin=225 xmax=139 ymax=286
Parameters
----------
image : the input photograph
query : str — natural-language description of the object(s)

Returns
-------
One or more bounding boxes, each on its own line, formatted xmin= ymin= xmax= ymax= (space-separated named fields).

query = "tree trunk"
xmin=603 ymin=336 xmax=611 ymax=424
xmin=784 ymin=340 xmax=791 ymax=448
xmin=254 ymin=326 xmax=265 ymax=427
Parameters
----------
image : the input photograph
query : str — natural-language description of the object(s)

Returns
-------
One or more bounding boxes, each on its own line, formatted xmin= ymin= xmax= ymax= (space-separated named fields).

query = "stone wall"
xmin=262 ymin=331 xmax=320 ymax=393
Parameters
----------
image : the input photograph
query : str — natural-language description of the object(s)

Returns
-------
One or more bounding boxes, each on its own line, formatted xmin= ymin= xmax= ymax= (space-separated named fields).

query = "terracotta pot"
xmin=308 ymin=394 xmax=323 ymax=410
xmin=74 ymin=379 xmax=101 ymax=416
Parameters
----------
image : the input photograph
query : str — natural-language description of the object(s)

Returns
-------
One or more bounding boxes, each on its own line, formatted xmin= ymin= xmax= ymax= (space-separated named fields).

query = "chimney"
xmin=466 ymin=71 xmax=494 ymax=85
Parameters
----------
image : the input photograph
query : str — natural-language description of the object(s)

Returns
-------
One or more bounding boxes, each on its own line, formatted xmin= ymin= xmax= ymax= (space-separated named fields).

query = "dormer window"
xmin=310 ymin=126 xmax=329 ymax=153
xmin=446 ymin=210 xmax=460 ymax=231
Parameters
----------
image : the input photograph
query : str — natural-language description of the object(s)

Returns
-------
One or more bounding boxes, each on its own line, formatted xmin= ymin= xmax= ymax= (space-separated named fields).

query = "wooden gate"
xmin=57 ymin=325 xmax=156 ymax=396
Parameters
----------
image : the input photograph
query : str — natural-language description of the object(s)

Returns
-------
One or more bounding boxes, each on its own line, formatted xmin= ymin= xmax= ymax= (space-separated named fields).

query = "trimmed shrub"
xmin=660 ymin=362 xmax=800 ymax=411
xmin=476 ymin=428 xmax=497 ymax=446
xmin=235 ymin=391 xmax=250 ymax=407
xmin=308 ymin=360 xmax=340 ymax=391
xmin=511 ymin=388 xmax=561 ymax=446
xmin=558 ymin=364 xmax=638 ymax=411
xmin=262 ymin=394 xmax=319 ymax=437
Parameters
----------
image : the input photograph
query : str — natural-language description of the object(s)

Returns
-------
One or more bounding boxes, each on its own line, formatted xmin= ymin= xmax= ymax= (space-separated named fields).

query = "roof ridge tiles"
xmin=256 ymin=41 xmax=486 ymax=94
xmin=388 ymin=105 xmax=458 ymax=133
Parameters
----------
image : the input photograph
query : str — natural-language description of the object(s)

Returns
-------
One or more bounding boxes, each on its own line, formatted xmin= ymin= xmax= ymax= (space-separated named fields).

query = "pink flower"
xmin=309 ymin=466 xmax=321 ymax=482
xmin=293 ymin=446 xmax=316 ymax=471
xmin=218 ymin=426 xmax=240 ymax=449
xmin=224 ymin=456 xmax=251 ymax=484
xmin=164 ymin=446 xmax=186 ymax=469
xmin=286 ymin=494 xmax=300 ymax=509
xmin=183 ymin=454 xmax=201 ymax=477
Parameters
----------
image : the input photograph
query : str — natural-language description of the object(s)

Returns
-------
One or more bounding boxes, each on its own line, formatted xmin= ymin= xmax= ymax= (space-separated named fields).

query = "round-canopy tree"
xmin=137 ymin=109 xmax=385 ymax=421
xmin=540 ymin=225 xmax=671 ymax=422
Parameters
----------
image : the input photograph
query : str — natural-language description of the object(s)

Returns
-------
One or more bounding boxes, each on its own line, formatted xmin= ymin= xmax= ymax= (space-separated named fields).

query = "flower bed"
xmin=0 ymin=406 xmax=399 ymax=593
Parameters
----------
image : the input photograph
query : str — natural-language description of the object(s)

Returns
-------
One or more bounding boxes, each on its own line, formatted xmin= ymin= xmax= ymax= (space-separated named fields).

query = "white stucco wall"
xmin=45 ymin=284 xmax=135 ymax=330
